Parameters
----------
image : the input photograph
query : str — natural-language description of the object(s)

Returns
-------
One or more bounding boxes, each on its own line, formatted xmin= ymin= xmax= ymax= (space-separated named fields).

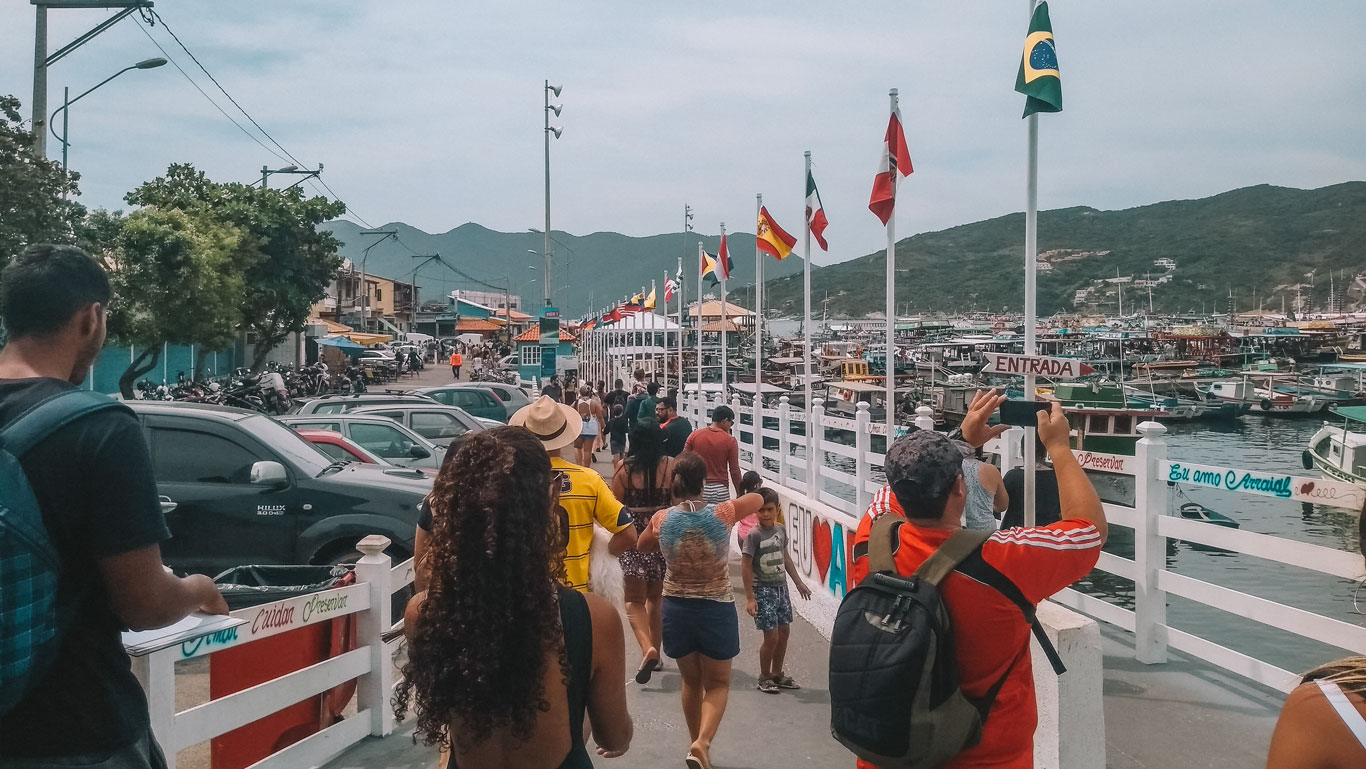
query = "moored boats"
xmin=1304 ymin=405 xmax=1366 ymax=485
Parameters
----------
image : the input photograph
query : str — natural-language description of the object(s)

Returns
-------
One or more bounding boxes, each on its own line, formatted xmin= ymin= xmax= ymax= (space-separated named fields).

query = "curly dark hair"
xmin=393 ymin=426 xmax=569 ymax=752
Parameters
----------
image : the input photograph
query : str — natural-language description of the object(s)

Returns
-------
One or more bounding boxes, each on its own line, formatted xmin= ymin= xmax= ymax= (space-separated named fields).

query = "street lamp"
xmin=261 ymin=164 xmax=323 ymax=188
xmin=50 ymin=56 xmax=165 ymax=187
xmin=542 ymin=80 xmax=563 ymax=308
xmin=355 ymin=229 xmax=397 ymax=331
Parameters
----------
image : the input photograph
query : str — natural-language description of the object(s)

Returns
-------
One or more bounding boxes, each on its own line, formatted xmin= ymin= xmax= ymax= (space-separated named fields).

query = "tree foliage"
xmin=0 ymin=94 xmax=83 ymax=271
xmin=127 ymin=164 xmax=346 ymax=369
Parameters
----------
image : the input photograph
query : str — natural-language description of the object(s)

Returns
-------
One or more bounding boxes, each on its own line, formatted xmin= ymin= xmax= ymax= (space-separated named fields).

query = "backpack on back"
xmin=828 ymin=515 xmax=1065 ymax=769
xmin=0 ymin=389 xmax=129 ymax=715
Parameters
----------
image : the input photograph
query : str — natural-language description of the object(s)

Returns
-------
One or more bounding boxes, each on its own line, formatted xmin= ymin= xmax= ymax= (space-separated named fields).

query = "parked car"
xmin=280 ymin=414 xmax=443 ymax=470
xmin=498 ymin=353 xmax=518 ymax=372
xmin=295 ymin=429 xmax=437 ymax=477
xmin=126 ymin=401 xmax=432 ymax=573
xmin=350 ymin=403 xmax=486 ymax=449
xmin=414 ymin=385 xmax=509 ymax=423
xmin=481 ymin=382 xmax=533 ymax=420
xmin=291 ymin=391 xmax=439 ymax=416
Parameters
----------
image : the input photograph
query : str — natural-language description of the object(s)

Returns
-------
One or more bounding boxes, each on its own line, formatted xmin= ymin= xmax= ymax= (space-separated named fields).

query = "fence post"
xmin=855 ymin=401 xmax=872 ymax=512
xmin=132 ymin=648 xmax=179 ymax=769
xmin=914 ymin=405 xmax=936 ymax=432
xmin=1000 ymin=426 xmax=1024 ymax=471
xmin=753 ymin=392 xmax=765 ymax=475
xmin=808 ymin=397 xmax=824 ymax=498
xmin=1133 ymin=420 xmax=1169 ymax=664
xmin=354 ymin=534 xmax=396 ymax=735
xmin=731 ymin=395 xmax=747 ymax=469
xmin=778 ymin=395 xmax=791 ymax=484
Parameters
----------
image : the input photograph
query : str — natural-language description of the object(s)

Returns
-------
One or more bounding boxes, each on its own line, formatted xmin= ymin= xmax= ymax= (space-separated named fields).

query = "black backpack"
xmin=829 ymin=516 xmax=1066 ymax=769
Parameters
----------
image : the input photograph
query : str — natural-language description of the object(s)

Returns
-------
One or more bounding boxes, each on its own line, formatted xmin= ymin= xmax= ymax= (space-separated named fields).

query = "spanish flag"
xmin=1015 ymin=1 xmax=1062 ymax=117
xmin=701 ymin=251 xmax=719 ymax=286
xmin=756 ymin=206 xmax=797 ymax=260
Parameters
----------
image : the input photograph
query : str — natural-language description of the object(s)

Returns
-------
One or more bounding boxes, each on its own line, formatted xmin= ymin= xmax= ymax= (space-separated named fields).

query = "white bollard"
xmin=354 ymin=535 xmax=395 ymax=735
xmin=807 ymin=397 xmax=824 ymax=499
xmin=914 ymin=404 xmax=936 ymax=432
xmin=1133 ymin=420 xmax=1169 ymax=664
xmin=854 ymin=401 xmax=872 ymax=512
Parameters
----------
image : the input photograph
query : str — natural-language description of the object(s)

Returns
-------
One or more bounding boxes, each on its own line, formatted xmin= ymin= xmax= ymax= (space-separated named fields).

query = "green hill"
xmin=322 ymin=220 xmax=804 ymax=318
xmin=758 ymin=182 xmax=1366 ymax=317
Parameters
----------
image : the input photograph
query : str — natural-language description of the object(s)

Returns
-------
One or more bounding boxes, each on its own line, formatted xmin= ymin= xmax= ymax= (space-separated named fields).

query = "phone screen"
xmin=999 ymin=400 xmax=1052 ymax=427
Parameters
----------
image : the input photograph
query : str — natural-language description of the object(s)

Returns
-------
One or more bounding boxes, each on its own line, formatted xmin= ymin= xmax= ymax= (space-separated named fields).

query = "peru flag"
xmin=806 ymin=170 xmax=829 ymax=251
xmin=868 ymin=105 xmax=913 ymax=226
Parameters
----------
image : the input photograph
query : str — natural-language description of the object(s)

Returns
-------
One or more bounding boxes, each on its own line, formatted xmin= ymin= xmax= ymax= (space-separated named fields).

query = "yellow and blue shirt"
xmin=551 ymin=457 xmax=632 ymax=592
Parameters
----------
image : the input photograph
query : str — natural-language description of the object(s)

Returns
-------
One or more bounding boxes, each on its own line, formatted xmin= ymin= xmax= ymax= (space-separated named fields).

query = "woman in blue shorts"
xmin=639 ymin=451 xmax=763 ymax=769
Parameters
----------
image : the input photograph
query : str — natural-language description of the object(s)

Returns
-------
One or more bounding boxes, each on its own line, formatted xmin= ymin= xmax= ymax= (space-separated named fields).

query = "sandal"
xmin=775 ymin=673 xmax=800 ymax=690
xmin=685 ymin=754 xmax=704 ymax=769
xmin=635 ymin=655 xmax=660 ymax=684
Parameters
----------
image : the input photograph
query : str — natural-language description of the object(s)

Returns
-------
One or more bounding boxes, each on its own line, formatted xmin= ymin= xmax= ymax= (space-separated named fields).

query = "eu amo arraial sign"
xmin=982 ymin=353 xmax=1095 ymax=379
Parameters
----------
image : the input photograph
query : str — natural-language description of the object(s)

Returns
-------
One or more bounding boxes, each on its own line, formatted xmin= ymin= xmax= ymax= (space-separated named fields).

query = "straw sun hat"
xmin=510 ymin=395 xmax=584 ymax=452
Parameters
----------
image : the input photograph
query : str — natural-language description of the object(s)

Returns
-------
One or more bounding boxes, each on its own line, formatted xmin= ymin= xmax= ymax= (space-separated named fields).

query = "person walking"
xmin=450 ymin=349 xmax=463 ymax=380
xmin=1265 ymin=502 xmax=1366 ymax=768
xmin=543 ymin=375 xmax=564 ymax=403
xmin=603 ymin=378 xmax=630 ymax=415
xmin=511 ymin=396 xmax=636 ymax=592
xmin=957 ymin=442 xmax=1008 ymax=531
xmin=657 ymin=396 xmax=693 ymax=458
xmin=574 ymin=384 xmax=604 ymax=468
xmin=636 ymin=381 xmax=661 ymax=427
xmin=683 ymin=405 xmax=743 ymax=506
xmin=638 ymin=452 xmax=764 ymax=769
xmin=630 ymin=368 xmax=648 ymax=396
xmin=606 ymin=404 xmax=629 ymax=464
xmin=740 ymin=488 xmax=812 ymax=695
xmin=611 ymin=425 xmax=674 ymax=684
xmin=0 ymin=245 xmax=229 ymax=769
xmin=395 ymin=427 xmax=633 ymax=767
xmin=849 ymin=393 xmax=1105 ymax=769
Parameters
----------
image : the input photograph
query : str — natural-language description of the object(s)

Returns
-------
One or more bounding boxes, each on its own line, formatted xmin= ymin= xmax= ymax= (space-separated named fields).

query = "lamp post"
xmin=50 ymin=56 xmax=165 ymax=188
xmin=260 ymin=164 xmax=323 ymax=189
xmin=543 ymin=80 xmax=563 ymax=307
xmin=356 ymin=229 xmax=397 ymax=332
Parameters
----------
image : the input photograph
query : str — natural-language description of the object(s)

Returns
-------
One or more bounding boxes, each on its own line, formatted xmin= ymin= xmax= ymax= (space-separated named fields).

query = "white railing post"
xmin=354 ymin=535 xmax=395 ymax=735
xmin=1000 ymin=426 xmax=1024 ymax=471
xmin=914 ymin=405 xmax=936 ymax=432
xmin=807 ymin=397 xmax=824 ymax=498
xmin=1133 ymin=420 xmax=1169 ymax=664
xmin=753 ymin=392 xmax=764 ymax=474
xmin=778 ymin=395 xmax=791 ymax=484
xmin=132 ymin=648 xmax=179 ymax=769
xmin=731 ymin=395 xmax=747 ymax=469
xmin=855 ymin=401 xmax=872 ymax=512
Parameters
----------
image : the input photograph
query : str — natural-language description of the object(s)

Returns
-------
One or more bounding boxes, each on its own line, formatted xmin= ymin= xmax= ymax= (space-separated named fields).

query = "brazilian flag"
xmin=1015 ymin=1 xmax=1062 ymax=117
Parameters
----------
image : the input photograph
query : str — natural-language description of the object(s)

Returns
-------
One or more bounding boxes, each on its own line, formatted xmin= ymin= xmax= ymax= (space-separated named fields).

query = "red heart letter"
xmin=1300 ymin=481 xmax=1315 ymax=495
xmin=812 ymin=519 xmax=832 ymax=583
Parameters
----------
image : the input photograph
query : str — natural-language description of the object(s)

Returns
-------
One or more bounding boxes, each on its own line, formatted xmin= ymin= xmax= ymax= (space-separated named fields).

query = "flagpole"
xmin=1023 ymin=107 xmax=1039 ymax=529
xmin=677 ymin=256 xmax=684 ymax=400
xmin=885 ymin=89 xmax=898 ymax=440
xmin=754 ymin=194 xmax=763 ymax=411
xmin=659 ymin=274 xmax=666 ymax=392
xmin=697 ymin=242 xmax=704 ymax=395
xmin=720 ymin=223 xmax=729 ymax=395
xmin=802 ymin=151 xmax=815 ymax=481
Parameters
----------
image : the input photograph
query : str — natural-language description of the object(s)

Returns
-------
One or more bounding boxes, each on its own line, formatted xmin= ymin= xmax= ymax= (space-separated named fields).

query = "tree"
xmin=0 ymin=94 xmax=84 ymax=271
xmin=127 ymin=164 xmax=346 ymax=369
xmin=103 ymin=207 xmax=246 ymax=397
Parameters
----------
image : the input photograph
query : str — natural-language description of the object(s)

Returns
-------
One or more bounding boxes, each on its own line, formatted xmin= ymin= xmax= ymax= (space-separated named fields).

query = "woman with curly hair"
xmin=395 ymin=426 xmax=633 ymax=768
xmin=1265 ymin=503 xmax=1366 ymax=768
xmin=639 ymin=450 xmax=764 ymax=769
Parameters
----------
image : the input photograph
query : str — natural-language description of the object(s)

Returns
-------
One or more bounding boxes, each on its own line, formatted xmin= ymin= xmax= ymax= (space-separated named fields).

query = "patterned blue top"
xmin=655 ymin=500 xmax=738 ymax=602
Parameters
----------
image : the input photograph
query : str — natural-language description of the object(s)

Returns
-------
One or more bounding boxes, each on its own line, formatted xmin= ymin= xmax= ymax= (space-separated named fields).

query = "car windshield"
xmin=242 ymin=415 xmax=333 ymax=476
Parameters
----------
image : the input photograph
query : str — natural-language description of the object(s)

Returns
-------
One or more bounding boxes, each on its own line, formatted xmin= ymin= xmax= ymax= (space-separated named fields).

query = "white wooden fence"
xmin=680 ymin=392 xmax=1366 ymax=693
xmin=132 ymin=535 xmax=413 ymax=769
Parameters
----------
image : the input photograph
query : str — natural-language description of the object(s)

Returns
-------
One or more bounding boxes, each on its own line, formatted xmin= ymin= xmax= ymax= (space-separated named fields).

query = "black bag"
xmin=828 ymin=517 xmax=1065 ymax=769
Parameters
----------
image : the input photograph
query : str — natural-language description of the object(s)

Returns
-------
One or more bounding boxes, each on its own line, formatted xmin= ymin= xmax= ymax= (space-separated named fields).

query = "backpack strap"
xmin=910 ymin=528 xmax=992 ymax=586
xmin=866 ymin=513 xmax=905 ymax=574
xmin=0 ymin=390 xmax=129 ymax=457
xmin=958 ymin=550 xmax=1067 ymax=676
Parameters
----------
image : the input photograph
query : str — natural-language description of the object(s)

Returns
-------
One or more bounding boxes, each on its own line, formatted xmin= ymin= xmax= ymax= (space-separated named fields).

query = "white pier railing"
xmin=680 ymin=393 xmax=1366 ymax=694
xmin=131 ymin=536 xmax=414 ymax=769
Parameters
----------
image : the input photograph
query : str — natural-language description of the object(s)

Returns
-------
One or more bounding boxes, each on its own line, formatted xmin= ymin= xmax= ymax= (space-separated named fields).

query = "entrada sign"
xmin=982 ymin=353 xmax=1095 ymax=379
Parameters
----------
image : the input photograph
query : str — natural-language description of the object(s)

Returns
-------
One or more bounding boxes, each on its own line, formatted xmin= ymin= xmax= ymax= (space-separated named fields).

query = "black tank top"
xmin=447 ymin=585 xmax=594 ymax=769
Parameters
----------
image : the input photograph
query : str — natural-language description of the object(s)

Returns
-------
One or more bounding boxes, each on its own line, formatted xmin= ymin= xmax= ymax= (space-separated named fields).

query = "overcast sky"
xmin=5 ymin=1 xmax=1364 ymax=265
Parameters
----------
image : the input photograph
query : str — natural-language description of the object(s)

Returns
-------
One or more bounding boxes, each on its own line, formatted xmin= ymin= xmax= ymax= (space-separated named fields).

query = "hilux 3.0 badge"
xmin=257 ymin=505 xmax=286 ymax=516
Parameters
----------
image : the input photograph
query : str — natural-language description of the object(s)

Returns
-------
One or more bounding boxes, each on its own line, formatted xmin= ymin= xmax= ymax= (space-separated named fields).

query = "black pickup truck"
xmin=127 ymin=402 xmax=431 ymax=574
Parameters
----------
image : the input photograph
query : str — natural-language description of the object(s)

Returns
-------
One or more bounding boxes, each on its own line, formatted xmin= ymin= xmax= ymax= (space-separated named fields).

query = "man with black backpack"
xmin=0 ymin=245 xmax=228 ymax=768
xmin=833 ymin=390 xmax=1105 ymax=769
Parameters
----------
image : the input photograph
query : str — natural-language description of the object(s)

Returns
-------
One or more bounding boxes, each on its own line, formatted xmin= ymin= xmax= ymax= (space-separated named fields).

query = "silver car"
xmin=349 ymin=404 xmax=487 ymax=449
xmin=278 ymin=414 xmax=444 ymax=469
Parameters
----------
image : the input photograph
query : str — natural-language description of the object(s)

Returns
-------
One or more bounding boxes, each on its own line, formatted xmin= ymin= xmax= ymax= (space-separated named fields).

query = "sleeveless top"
xmin=576 ymin=398 xmax=598 ymax=436
xmin=657 ymin=501 xmax=739 ymax=602
xmin=447 ymin=586 xmax=594 ymax=769
xmin=1317 ymin=679 xmax=1366 ymax=750
xmin=619 ymin=459 xmax=671 ymax=512
xmin=961 ymin=458 xmax=997 ymax=532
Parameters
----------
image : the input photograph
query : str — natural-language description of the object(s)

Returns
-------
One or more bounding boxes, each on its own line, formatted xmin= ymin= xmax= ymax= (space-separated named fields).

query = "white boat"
xmin=1200 ymin=379 xmax=1323 ymax=415
xmin=1304 ymin=406 xmax=1366 ymax=485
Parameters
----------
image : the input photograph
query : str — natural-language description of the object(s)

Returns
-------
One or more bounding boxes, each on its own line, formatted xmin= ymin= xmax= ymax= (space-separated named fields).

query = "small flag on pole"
xmin=665 ymin=277 xmax=677 ymax=302
xmin=1015 ymin=1 xmax=1062 ymax=117
xmin=718 ymin=232 xmax=734 ymax=279
xmin=756 ymin=207 xmax=797 ymax=260
xmin=868 ymin=104 xmax=913 ymax=226
xmin=702 ymin=252 xmax=720 ymax=286
xmin=806 ymin=170 xmax=829 ymax=251
xmin=644 ymin=287 xmax=656 ymax=310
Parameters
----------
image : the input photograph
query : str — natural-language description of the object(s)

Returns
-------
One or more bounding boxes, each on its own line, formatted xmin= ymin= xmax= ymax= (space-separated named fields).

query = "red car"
xmin=296 ymin=429 xmax=437 ymax=476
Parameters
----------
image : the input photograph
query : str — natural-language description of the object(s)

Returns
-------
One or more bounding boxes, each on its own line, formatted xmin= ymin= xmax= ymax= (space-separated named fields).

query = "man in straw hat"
xmin=512 ymin=395 xmax=637 ymax=592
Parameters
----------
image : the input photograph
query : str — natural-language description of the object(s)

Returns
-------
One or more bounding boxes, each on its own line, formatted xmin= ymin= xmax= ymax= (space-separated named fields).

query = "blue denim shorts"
xmin=662 ymin=596 xmax=740 ymax=661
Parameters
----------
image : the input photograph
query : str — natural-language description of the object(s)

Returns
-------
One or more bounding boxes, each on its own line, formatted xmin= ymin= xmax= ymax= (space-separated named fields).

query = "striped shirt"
xmin=551 ymin=457 xmax=632 ymax=592
xmin=850 ymin=486 xmax=1102 ymax=769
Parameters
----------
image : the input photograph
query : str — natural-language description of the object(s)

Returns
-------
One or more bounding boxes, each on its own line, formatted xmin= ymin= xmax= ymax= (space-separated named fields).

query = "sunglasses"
xmin=550 ymin=470 xmax=572 ymax=494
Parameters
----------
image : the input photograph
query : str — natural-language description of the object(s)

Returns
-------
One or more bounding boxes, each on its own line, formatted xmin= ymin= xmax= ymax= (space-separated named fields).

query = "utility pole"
xmin=357 ymin=229 xmax=397 ymax=332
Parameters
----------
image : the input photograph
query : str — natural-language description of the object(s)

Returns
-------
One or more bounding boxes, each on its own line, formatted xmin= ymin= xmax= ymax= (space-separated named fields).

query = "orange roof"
xmin=493 ymin=308 xmax=534 ymax=321
xmin=455 ymin=318 xmax=503 ymax=333
xmin=514 ymin=324 xmax=578 ymax=343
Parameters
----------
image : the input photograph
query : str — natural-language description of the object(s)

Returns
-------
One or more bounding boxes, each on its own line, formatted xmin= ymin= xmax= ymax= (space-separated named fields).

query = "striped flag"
xmin=665 ymin=276 xmax=678 ymax=302
xmin=718 ymin=231 xmax=734 ymax=279
xmin=868 ymin=103 xmax=913 ymax=226
xmin=756 ymin=206 xmax=797 ymax=260
xmin=806 ymin=170 xmax=829 ymax=251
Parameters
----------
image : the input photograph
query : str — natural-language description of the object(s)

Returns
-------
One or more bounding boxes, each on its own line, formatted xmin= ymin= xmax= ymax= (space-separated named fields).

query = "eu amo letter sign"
xmin=982 ymin=353 xmax=1095 ymax=379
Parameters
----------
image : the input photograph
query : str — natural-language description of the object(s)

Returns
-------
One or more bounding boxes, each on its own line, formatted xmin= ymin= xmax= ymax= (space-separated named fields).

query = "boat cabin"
xmin=1307 ymin=406 xmax=1366 ymax=485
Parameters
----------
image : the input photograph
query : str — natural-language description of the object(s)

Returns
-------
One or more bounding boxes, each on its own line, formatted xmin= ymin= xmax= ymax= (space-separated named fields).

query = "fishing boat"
xmin=1303 ymin=405 xmax=1366 ymax=486
xmin=1199 ymin=378 xmax=1324 ymax=415
xmin=1045 ymin=382 xmax=1165 ymax=455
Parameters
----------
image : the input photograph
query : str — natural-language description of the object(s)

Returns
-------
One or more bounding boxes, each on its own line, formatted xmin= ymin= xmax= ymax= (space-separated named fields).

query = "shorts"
xmin=752 ymin=583 xmax=793 ymax=632
xmin=610 ymin=437 xmax=626 ymax=455
xmin=662 ymin=596 xmax=740 ymax=661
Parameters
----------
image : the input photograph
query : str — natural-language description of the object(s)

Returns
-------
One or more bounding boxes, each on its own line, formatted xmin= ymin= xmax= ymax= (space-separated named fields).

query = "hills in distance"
xmin=326 ymin=182 xmax=1366 ymax=320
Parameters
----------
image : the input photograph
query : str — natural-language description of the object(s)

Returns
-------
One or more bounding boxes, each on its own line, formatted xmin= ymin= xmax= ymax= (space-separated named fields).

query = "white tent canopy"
xmin=608 ymin=312 xmax=683 ymax=331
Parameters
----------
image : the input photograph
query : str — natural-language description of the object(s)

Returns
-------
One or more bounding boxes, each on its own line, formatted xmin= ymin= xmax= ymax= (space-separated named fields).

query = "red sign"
xmin=981 ymin=353 xmax=1094 ymax=379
